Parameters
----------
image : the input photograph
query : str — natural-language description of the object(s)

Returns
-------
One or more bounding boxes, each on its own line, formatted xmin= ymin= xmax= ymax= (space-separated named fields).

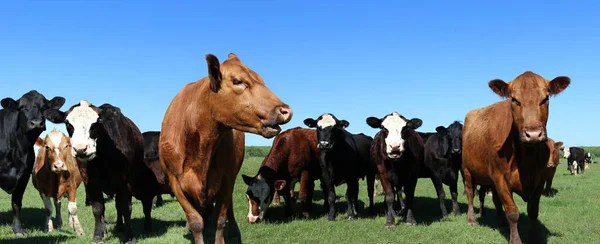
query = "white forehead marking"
xmin=381 ymin=112 xmax=406 ymax=130
xmin=48 ymin=128 xmax=64 ymax=147
xmin=66 ymin=100 xmax=99 ymax=126
xmin=317 ymin=114 xmax=336 ymax=128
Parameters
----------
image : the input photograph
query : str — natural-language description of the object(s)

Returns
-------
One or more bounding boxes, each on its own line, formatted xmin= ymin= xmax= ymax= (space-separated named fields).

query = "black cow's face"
xmin=367 ymin=112 xmax=422 ymax=159
xmin=446 ymin=121 xmax=463 ymax=155
xmin=1 ymin=90 xmax=65 ymax=134
xmin=303 ymin=113 xmax=349 ymax=151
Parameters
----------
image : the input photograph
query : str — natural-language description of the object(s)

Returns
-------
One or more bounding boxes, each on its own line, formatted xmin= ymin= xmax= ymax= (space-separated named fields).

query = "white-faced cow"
xmin=32 ymin=128 xmax=84 ymax=236
xmin=0 ymin=90 xmax=65 ymax=236
xmin=563 ymin=146 xmax=587 ymax=175
xmin=304 ymin=113 xmax=376 ymax=221
xmin=366 ymin=112 xmax=424 ymax=226
xmin=45 ymin=100 xmax=165 ymax=244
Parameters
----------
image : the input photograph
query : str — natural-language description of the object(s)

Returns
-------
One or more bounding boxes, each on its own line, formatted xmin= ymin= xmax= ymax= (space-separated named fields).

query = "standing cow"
xmin=141 ymin=131 xmax=173 ymax=208
xmin=159 ymin=53 xmax=292 ymax=244
xmin=0 ymin=90 xmax=65 ymax=236
xmin=32 ymin=129 xmax=84 ymax=236
xmin=564 ymin=146 xmax=586 ymax=175
xmin=462 ymin=71 xmax=569 ymax=244
xmin=304 ymin=113 xmax=376 ymax=221
xmin=543 ymin=139 xmax=563 ymax=197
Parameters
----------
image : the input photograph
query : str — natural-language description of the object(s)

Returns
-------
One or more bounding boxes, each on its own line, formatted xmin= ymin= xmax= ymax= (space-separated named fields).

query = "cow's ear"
xmin=47 ymin=96 xmax=66 ymax=110
xmin=435 ymin=126 xmax=447 ymax=134
xmin=35 ymin=137 xmax=44 ymax=147
xmin=1 ymin=98 xmax=18 ymax=109
xmin=274 ymin=180 xmax=286 ymax=191
xmin=366 ymin=117 xmax=381 ymax=128
xmin=242 ymin=174 xmax=254 ymax=185
xmin=489 ymin=79 xmax=510 ymax=98
xmin=43 ymin=109 xmax=66 ymax=123
xmin=408 ymin=118 xmax=423 ymax=129
xmin=556 ymin=141 xmax=564 ymax=149
xmin=206 ymin=54 xmax=222 ymax=93
xmin=548 ymin=76 xmax=570 ymax=96
xmin=303 ymin=118 xmax=317 ymax=128
xmin=338 ymin=120 xmax=349 ymax=128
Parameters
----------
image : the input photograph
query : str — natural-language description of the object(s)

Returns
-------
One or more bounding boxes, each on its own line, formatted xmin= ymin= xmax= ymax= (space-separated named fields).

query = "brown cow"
xmin=159 ymin=53 xmax=292 ymax=244
xmin=462 ymin=71 xmax=569 ymax=244
xmin=242 ymin=127 xmax=325 ymax=223
xmin=543 ymin=139 xmax=563 ymax=196
xmin=32 ymin=129 xmax=84 ymax=236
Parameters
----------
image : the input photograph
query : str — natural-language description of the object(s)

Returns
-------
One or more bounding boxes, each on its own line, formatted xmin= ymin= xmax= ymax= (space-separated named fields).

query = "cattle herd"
xmin=0 ymin=53 xmax=594 ymax=244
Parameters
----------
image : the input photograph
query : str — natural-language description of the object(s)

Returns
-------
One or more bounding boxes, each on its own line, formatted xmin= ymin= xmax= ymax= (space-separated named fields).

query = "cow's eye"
xmin=540 ymin=96 xmax=549 ymax=105
xmin=511 ymin=97 xmax=521 ymax=106
xmin=45 ymin=145 xmax=50 ymax=150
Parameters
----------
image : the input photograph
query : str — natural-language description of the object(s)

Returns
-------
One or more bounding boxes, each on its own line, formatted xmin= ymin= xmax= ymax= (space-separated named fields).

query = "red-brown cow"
xmin=159 ymin=53 xmax=292 ymax=244
xmin=462 ymin=71 xmax=569 ymax=244
xmin=543 ymin=139 xmax=563 ymax=196
xmin=242 ymin=127 xmax=325 ymax=223
xmin=32 ymin=129 xmax=84 ymax=236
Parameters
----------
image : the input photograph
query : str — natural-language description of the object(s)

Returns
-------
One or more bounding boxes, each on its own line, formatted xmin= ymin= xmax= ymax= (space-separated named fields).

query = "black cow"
xmin=0 ymin=90 xmax=65 ymax=236
xmin=303 ymin=113 xmax=376 ymax=221
xmin=564 ymin=146 xmax=586 ymax=175
xmin=422 ymin=121 xmax=464 ymax=217
xmin=366 ymin=112 xmax=424 ymax=226
xmin=45 ymin=100 xmax=169 ymax=244
xmin=141 ymin=131 xmax=173 ymax=208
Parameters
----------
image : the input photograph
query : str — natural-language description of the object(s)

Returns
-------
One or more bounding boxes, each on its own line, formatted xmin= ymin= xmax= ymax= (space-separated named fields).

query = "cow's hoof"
xmin=14 ymin=232 xmax=25 ymax=237
xmin=385 ymin=223 xmax=395 ymax=229
xmin=327 ymin=216 xmax=335 ymax=221
xmin=406 ymin=220 xmax=417 ymax=226
xmin=302 ymin=212 xmax=310 ymax=218
xmin=347 ymin=216 xmax=356 ymax=221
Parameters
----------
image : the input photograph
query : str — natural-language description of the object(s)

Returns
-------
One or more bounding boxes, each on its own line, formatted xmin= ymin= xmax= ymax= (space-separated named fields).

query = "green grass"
xmin=1 ymin=155 xmax=599 ymax=243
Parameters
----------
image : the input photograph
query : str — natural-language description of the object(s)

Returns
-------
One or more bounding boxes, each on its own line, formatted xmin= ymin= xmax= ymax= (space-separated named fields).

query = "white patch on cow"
xmin=47 ymin=129 xmax=68 ymax=172
xmin=67 ymin=201 xmax=84 ymax=235
xmin=317 ymin=114 xmax=336 ymax=128
xmin=563 ymin=146 xmax=570 ymax=159
xmin=66 ymin=100 xmax=99 ymax=161
xmin=41 ymin=194 xmax=54 ymax=232
xmin=48 ymin=128 xmax=63 ymax=148
xmin=246 ymin=176 xmax=270 ymax=222
xmin=381 ymin=112 xmax=407 ymax=158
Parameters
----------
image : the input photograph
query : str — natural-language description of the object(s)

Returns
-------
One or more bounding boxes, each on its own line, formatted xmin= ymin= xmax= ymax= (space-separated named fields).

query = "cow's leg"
xmin=11 ymin=173 xmax=30 ymax=236
xmin=54 ymin=198 xmax=63 ymax=229
xmin=40 ymin=194 xmax=54 ymax=232
xmin=366 ymin=172 xmax=375 ymax=214
xmin=67 ymin=189 xmax=84 ymax=236
xmin=214 ymin=190 xmax=236 ymax=244
xmin=527 ymin=183 xmax=545 ymax=244
xmin=142 ymin=196 xmax=154 ymax=232
xmin=429 ymin=172 xmax=448 ymax=218
xmin=379 ymin=173 xmax=396 ymax=227
xmin=320 ymin=179 xmax=330 ymax=212
xmin=463 ymin=167 xmax=477 ymax=225
xmin=403 ymin=177 xmax=418 ymax=225
xmin=543 ymin=168 xmax=556 ymax=196
xmin=281 ymin=184 xmax=293 ymax=218
xmin=373 ymin=178 xmax=379 ymax=197
xmin=449 ymin=178 xmax=461 ymax=216
xmin=289 ymin=177 xmax=298 ymax=203
xmin=115 ymin=205 xmax=124 ymax=232
xmin=345 ymin=179 xmax=359 ymax=220
xmin=172 ymin=173 xmax=205 ymax=244
xmin=493 ymin=179 xmax=522 ymax=244
xmin=396 ymin=186 xmax=405 ymax=216
xmin=478 ymin=185 xmax=487 ymax=216
xmin=89 ymin=187 xmax=107 ymax=243
xmin=115 ymin=191 xmax=135 ymax=244
xmin=226 ymin=197 xmax=241 ymax=243
xmin=298 ymin=170 xmax=313 ymax=218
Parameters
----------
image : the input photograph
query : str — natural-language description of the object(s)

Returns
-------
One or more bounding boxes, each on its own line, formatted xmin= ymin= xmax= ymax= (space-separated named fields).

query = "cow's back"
xmin=261 ymin=127 xmax=318 ymax=173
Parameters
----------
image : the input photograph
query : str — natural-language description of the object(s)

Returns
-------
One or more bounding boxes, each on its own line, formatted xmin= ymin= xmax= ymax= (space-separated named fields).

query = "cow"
xmin=543 ymin=139 xmax=563 ymax=196
xmin=159 ymin=53 xmax=292 ymax=244
xmin=32 ymin=129 xmax=84 ymax=236
xmin=564 ymin=146 xmax=586 ymax=175
xmin=366 ymin=112 xmax=424 ymax=226
xmin=141 ymin=131 xmax=173 ymax=208
xmin=462 ymin=71 xmax=570 ymax=244
xmin=422 ymin=121 xmax=464 ymax=217
xmin=304 ymin=113 xmax=376 ymax=221
xmin=585 ymin=152 xmax=594 ymax=164
xmin=0 ymin=90 xmax=65 ymax=236
xmin=242 ymin=127 xmax=324 ymax=223
xmin=44 ymin=100 xmax=171 ymax=243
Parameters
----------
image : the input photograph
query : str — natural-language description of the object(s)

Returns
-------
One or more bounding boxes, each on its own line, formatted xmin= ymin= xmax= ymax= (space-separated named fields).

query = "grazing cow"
xmin=422 ymin=121 xmax=464 ymax=217
xmin=159 ymin=53 xmax=292 ymax=244
xmin=585 ymin=152 xmax=594 ymax=164
xmin=45 ymin=100 xmax=170 ymax=243
xmin=462 ymin=71 xmax=569 ymax=244
xmin=141 ymin=131 xmax=173 ymax=208
xmin=564 ymin=146 xmax=586 ymax=175
xmin=243 ymin=127 xmax=325 ymax=223
xmin=366 ymin=112 xmax=424 ymax=226
xmin=543 ymin=139 xmax=563 ymax=196
xmin=0 ymin=90 xmax=65 ymax=236
xmin=32 ymin=129 xmax=84 ymax=236
xmin=303 ymin=113 xmax=376 ymax=221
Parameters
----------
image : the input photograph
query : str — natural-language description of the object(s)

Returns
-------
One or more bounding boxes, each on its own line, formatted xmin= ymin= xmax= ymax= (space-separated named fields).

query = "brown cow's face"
xmin=488 ymin=71 xmax=570 ymax=144
xmin=205 ymin=53 xmax=293 ymax=139
xmin=42 ymin=129 xmax=72 ymax=173
xmin=548 ymin=140 xmax=563 ymax=168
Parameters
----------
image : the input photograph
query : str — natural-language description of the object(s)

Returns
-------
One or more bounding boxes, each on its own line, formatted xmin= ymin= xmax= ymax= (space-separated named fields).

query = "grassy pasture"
xmin=1 ymin=148 xmax=600 ymax=244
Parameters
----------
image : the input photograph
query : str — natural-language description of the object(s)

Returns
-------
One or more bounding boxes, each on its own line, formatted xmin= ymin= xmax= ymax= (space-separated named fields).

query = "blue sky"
xmin=1 ymin=1 xmax=598 ymax=146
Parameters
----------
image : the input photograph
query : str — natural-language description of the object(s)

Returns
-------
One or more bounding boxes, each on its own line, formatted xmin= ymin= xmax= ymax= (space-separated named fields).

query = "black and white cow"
xmin=0 ymin=90 xmax=65 ymax=236
xmin=303 ymin=113 xmax=376 ymax=221
xmin=45 ymin=100 xmax=166 ymax=243
xmin=366 ymin=112 xmax=424 ymax=226
xmin=563 ymin=146 xmax=586 ymax=175
xmin=585 ymin=152 xmax=594 ymax=164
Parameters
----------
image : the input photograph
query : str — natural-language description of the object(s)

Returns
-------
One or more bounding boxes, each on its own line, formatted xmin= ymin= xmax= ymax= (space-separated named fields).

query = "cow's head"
xmin=204 ymin=53 xmax=292 ymax=138
xmin=436 ymin=121 xmax=463 ymax=156
xmin=241 ymin=174 xmax=286 ymax=223
xmin=488 ymin=71 xmax=569 ymax=144
xmin=366 ymin=112 xmax=422 ymax=159
xmin=1 ymin=90 xmax=65 ymax=137
xmin=562 ymin=146 xmax=570 ymax=159
xmin=585 ymin=152 xmax=593 ymax=164
xmin=303 ymin=113 xmax=349 ymax=151
xmin=39 ymin=129 xmax=73 ymax=173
